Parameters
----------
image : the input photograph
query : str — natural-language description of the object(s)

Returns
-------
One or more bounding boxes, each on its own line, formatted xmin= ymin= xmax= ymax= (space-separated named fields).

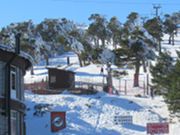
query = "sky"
xmin=0 ymin=0 xmax=180 ymax=28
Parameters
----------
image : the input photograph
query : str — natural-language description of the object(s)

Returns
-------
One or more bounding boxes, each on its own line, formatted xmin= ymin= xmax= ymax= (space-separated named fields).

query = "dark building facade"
xmin=0 ymin=44 xmax=31 ymax=135
xmin=48 ymin=67 xmax=75 ymax=90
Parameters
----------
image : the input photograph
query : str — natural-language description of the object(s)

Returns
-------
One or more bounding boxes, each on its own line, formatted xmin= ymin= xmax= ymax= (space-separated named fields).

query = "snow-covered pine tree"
xmin=150 ymin=52 xmax=174 ymax=94
xmin=144 ymin=17 xmax=163 ymax=54
xmin=107 ymin=16 xmax=122 ymax=50
xmin=88 ymin=14 xmax=111 ymax=48
xmin=163 ymin=14 xmax=177 ymax=45
xmin=100 ymin=48 xmax=115 ymax=90
xmin=0 ymin=20 xmax=41 ymax=64
xmin=122 ymin=12 xmax=156 ymax=87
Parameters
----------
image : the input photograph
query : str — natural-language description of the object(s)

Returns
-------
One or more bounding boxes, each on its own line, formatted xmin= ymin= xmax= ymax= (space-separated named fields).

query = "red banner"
xmin=51 ymin=112 xmax=66 ymax=132
xmin=147 ymin=123 xmax=169 ymax=134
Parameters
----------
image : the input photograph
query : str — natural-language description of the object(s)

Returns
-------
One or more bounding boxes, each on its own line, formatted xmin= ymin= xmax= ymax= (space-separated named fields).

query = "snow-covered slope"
xmin=25 ymin=91 xmax=179 ymax=135
xmin=162 ymin=33 xmax=180 ymax=59
xmin=24 ymin=33 xmax=180 ymax=135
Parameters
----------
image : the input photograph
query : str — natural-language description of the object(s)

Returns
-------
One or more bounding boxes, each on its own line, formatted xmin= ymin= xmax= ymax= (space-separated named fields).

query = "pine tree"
xmin=151 ymin=51 xmax=180 ymax=113
xmin=88 ymin=14 xmax=110 ymax=48
xmin=121 ymin=12 xmax=156 ymax=87
xmin=107 ymin=16 xmax=122 ymax=50
xmin=144 ymin=17 xmax=163 ymax=54
xmin=163 ymin=14 xmax=177 ymax=45
xmin=150 ymin=52 xmax=174 ymax=94
xmin=166 ymin=60 xmax=180 ymax=113
xmin=0 ymin=20 xmax=42 ymax=64
xmin=163 ymin=51 xmax=180 ymax=113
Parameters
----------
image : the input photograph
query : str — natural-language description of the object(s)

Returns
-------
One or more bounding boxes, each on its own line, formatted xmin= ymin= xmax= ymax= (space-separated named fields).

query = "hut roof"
xmin=46 ymin=66 xmax=75 ymax=74
xmin=0 ymin=44 xmax=32 ymax=69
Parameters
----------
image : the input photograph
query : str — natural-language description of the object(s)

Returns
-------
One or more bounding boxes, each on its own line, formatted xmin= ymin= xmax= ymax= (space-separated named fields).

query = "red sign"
xmin=147 ymin=123 xmax=169 ymax=134
xmin=51 ymin=112 xmax=66 ymax=132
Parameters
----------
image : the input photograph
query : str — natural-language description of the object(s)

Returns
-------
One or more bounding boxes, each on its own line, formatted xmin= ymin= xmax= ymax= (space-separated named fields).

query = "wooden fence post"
xmin=125 ymin=80 xmax=127 ymax=95
xmin=147 ymin=73 xmax=149 ymax=95
xmin=143 ymin=80 xmax=146 ymax=96
xmin=119 ymin=78 xmax=121 ymax=93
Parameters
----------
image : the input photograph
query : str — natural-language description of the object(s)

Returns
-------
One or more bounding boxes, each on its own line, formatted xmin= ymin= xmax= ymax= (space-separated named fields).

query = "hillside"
xmin=24 ymin=33 xmax=180 ymax=135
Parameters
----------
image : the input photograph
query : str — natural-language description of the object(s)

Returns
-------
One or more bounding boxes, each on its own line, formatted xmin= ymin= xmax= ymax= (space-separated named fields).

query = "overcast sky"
xmin=0 ymin=0 xmax=180 ymax=28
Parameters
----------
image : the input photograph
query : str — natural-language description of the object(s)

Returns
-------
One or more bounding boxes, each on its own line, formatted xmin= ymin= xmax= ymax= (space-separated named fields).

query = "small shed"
xmin=47 ymin=67 xmax=75 ymax=90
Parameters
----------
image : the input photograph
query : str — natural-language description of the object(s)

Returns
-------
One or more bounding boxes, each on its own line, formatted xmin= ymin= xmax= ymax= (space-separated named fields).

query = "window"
xmin=11 ymin=111 xmax=18 ymax=135
xmin=11 ymin=66 xmax=17 ymax=99
xmin=50 ymin=76 xmax=56 ymax=83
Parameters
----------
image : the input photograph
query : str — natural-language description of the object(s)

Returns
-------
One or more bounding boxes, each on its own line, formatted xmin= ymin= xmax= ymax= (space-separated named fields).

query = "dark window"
xmin=11 ymin=66 xmax=17 ymax=98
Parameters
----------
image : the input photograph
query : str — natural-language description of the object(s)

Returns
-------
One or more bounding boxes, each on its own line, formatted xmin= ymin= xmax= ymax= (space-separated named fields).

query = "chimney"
xmin=15 ymin=33 xmax=21 ymax=54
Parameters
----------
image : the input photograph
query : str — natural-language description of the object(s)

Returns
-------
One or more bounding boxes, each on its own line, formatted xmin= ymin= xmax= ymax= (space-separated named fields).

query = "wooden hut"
xmin=47 ymin=67 xmax=75 ymax=90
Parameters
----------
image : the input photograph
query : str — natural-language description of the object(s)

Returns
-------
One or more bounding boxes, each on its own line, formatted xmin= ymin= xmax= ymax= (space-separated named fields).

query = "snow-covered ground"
xmin=24 ymin=33 xmax=180 ymax=135
xmin=162 ymin=34 xmax=180 ymax=59
xmin=24 ymin=52 xmax=147 ymax=96
xmin=25 ymin=91 xmax=180 ymax=135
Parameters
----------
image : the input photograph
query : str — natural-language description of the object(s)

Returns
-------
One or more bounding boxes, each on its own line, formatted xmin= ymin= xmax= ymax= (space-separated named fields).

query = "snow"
xmin=100 ymin=48 xmax=115 ymax=64
xmin=70 ymin=39 xmax=84 ymax=54
xmin=25 ymin=91 xmax=180 ymax=135
xmin=0 ymin=44 xmax=33 ymax=65
xmin=162 ymin=34 xmax=180 ymax=59
xmin=24 ymin=33 xmax=180 ymax=135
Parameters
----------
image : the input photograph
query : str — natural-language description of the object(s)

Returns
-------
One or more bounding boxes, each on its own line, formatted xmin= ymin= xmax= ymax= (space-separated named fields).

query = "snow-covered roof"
xmin=46 ymin=66 xmax=75 ymax=74
xmin=0 ymin=44 xmax=33 ymax=68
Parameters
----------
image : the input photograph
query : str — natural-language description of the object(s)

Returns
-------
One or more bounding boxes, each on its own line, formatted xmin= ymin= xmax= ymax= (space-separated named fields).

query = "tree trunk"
xmin=102 ymin=38 xmax=105 ymax=48
xmin=134 ymin=61 xmax=140 ymax=87
xmin=113 ymin=37 xmax=117 ymax=50
xmin=97 ymin=39 xmax=100 ymax=48
xmin=30 ymin=67 xmax=34 ymax=75
xmin=142 ymin=60 xmax=147 ymax=73
xmin=172 ymin=32 xmax=175 ymax=45
xmin=158 ymin=39 xmax=161 ymax=54
xmin=67 ymin=57 xmax=70 ymax=65
xmin=106 ymin=64 xmax=113 ymax=88
xmin=168 ymin=34 xmax=172 ymax=44
xmin=95 ymin=38 xmax=99 ymax=48
xmin=113 ymin=42 xmax=117 ymax=50
xmin=44 ymin=54 xmax=49 ymax=65
xmin=82 ymin=59 xmax=86 ymax=66
xmin=77 ymin=54 xmax=83 ymax=67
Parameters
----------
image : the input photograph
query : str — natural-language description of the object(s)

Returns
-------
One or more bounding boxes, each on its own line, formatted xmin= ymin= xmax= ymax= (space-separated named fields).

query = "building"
xmin=48 ymin=67 xmax=75 ymax=90
xmin=0 ymin=44 xmax=32 ymax=135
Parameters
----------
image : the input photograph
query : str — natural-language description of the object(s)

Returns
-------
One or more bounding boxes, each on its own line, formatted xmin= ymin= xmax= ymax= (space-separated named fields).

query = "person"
xmin=100 ymin=67 xmax=104 ymax=74
xmin=67 ymin=56 xmax=70 ymax=65
xmin=150 ymin=87 xmax=154 ymax=99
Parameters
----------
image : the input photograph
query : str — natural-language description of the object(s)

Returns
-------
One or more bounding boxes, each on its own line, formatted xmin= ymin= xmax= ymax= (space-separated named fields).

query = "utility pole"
xmin=153 ymin=4 xmax=162 ymax=54
xmin=153 ymin=4 xmax=161 ymax=18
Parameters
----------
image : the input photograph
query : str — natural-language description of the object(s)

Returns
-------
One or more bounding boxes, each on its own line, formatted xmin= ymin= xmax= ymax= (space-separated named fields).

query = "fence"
xmin=75 ymin=81 xmax=104 ymax=91
xmin=113 ymin=78 xmax=146 ymax=96
xmin=25 ymin=81 xmax=50 ymax=94
xmin=75 ymin=73 xmax=150 ymax=96
xmin=75 ymin=76 xmax=105 ymax=91
xmin=25 ymin=73 xmax=150 ymax=96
